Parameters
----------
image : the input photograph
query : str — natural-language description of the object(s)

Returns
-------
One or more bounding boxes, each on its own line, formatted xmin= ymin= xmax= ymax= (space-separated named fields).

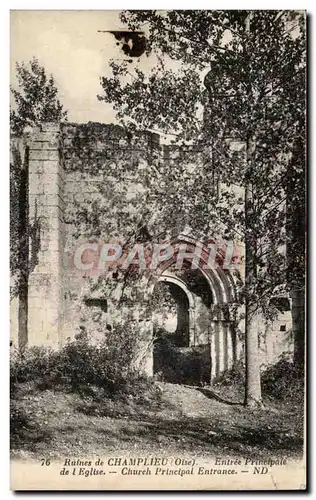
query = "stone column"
xmin=27 ymin=123 xmax=64 ymax=348
xmin=188 ymin=306 xmax=196 ymax=346
xmin=209 ymin=321 xmax=216 ymax=381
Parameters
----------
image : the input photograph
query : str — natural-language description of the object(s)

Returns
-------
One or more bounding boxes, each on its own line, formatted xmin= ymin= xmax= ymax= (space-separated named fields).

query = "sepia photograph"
xmin=9 ymin=9 xmax=306 ymax=491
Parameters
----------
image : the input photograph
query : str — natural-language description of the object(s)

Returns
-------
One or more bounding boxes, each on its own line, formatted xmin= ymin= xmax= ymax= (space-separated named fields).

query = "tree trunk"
xmin=242 ymin=12 xmax=262 ymax=407
xmin=244 ymin=136 xmax=262 ymax=407
xmin=285 ymin=134 xmax=305 ymax=375
xmin=291 ymin=287 xmax=305 ymax=376
xmin=244 ymin=301 xmax=262 ymax=406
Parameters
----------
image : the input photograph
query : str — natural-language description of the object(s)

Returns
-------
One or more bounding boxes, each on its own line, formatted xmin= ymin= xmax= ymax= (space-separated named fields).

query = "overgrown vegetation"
xmin=261 ymin=355 xmax=304 ymax=402
xmin=10 ymin=330 xmax=162 ymax=450
xmin=213 ymin=355 xmax=304 ymax=404
xmin=10 ymin=331 xmax=151 ymax=397
xmin=11 ymin=334 xmax=304 ymax=460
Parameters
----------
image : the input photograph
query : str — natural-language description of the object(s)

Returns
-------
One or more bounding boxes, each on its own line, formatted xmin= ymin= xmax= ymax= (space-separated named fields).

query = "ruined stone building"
xmin=10 ymin=122 xmax=293 ymax=384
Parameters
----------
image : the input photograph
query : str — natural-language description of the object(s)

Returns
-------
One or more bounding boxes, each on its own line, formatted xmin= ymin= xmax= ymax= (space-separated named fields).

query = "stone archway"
xmin=144 ymin=234 xmax=242 ymax=383
xmin=156 ymin=274 xmax=196 ymax=346
xmin=151 ymin=270 xmax=217 ymax=385
xmin=152 ymin=276 xmax=201 ymax=385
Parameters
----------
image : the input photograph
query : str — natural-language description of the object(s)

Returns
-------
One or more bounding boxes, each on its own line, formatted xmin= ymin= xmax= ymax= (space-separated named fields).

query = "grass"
xmin=11 ymin=379 xmax=304 ymax=461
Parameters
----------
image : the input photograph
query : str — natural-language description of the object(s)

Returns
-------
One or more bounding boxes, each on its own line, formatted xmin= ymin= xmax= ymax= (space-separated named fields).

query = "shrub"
xmin=261 ymin=354 xmax=304 ymax=401
xmin=10 ymin=324 xmax=149 ymax=396
xmin=211 ymin=355 xmax=303 ymax=403
xmin=10 ymin=346 xmax=60 ymax=392
xmin=212 ymin=359 xmax=245 ymax=388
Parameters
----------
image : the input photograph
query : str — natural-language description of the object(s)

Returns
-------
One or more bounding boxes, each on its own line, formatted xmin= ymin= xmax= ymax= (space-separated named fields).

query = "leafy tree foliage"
xmin=10 ymin=58 xmax=67 ymax=136
xmin=98 ymin=10 xmax=306 ymax=405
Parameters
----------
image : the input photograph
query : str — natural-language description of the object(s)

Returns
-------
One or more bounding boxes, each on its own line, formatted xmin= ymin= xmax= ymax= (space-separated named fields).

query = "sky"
xmin=11 ymin=11 xmax=299 ymax=132
xmin=10 ymin=10 xmax=159 ymax=124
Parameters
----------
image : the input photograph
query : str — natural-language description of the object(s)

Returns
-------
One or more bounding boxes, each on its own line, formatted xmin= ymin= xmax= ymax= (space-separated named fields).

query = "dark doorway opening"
xmin=152 ymin=281 xmax=203 ymax=385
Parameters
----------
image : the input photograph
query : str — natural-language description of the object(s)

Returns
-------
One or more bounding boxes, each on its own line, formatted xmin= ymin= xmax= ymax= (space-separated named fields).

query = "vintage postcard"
xmin=10 ymin=10 xmax=306 ymax=491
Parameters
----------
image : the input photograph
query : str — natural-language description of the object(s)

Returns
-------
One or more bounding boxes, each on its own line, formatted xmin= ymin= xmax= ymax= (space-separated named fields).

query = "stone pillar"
xmin=226 ymin=324 xmax=233 ymax=370
xmin=188 ymin=307 xmax=196 ymax=346
xmin=216 ymin=322 xmax=225 ymax=374
xmin=209 ymin=308 xmax=218 ymax=381
xmin=27 ymin=123 xmax=64 ymax=348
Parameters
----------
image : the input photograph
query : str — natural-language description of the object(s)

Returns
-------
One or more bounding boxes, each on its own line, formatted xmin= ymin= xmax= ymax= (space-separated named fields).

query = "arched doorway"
xmin=152 ymin=275 xmax=207 ymax=385
xmin=146 ymin=234 xmax=241 ymax=383
xmin=152 ymin=280 xmax=190 ymax=347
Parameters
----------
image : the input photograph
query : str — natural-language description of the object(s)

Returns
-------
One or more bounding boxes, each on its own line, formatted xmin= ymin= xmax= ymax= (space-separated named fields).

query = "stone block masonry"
xmin=27 ymin=123 xmax=65 ymax=348
xmin=10 ymin=120 xmax=293 ymax=379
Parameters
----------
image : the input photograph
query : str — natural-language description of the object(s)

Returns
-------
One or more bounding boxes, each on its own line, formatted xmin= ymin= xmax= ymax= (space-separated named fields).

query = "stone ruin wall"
xmin=10 ymin=121 xmax=293 ymax=377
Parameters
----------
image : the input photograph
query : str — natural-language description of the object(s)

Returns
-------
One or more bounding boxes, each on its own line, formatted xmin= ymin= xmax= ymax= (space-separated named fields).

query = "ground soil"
xmin=11 ymin=381 xmax=304 ymax=461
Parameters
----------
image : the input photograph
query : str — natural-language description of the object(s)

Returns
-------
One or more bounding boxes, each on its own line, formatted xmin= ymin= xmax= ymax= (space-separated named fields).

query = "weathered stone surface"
xmin=9 ymin=121 xmax=293 ymax=380
xmin=27 ymin=125 xmax=64 ymax=349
